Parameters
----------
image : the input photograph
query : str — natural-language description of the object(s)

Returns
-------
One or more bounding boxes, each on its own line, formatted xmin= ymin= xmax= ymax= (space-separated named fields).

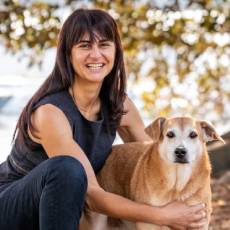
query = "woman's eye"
xmin=79 ymin=43 xmax=90 ymax=48
xmin=100 ymin=43 xmax=110 ymax=47
xmin=166 ymin=131 xmax=175 ymax=138
xmin=189 ymin=131 xmax=198 ymax=139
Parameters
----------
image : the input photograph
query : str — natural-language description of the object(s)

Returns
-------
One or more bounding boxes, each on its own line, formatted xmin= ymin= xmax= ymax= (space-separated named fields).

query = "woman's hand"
xmin=160 ymin=201 xmax=207 ymax=229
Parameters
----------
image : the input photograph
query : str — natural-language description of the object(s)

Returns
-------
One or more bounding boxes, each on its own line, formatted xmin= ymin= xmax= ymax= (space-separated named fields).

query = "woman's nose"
xmin=89 ymin=45 xmax=102 ymax=59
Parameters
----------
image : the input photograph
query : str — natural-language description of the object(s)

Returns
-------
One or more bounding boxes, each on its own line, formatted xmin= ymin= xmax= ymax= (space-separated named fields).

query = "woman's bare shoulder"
xmin=29 ymin=104 xmax=72 ymax=142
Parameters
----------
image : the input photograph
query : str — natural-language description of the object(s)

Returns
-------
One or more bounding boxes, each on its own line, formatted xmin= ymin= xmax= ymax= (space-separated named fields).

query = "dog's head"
xmin=145 ymin=117 xmax=225 ymax=164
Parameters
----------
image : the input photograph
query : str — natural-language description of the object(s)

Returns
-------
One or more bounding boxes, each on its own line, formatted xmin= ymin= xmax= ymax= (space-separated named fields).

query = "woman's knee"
xmin=44 ymin=155 xmax=88 ymax=191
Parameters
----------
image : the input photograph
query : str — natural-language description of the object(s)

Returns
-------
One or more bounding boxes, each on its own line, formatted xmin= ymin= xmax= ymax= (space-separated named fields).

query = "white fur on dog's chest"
xmin=172 ymin=164 xmax=192 ymax=191
xmin=149 ymin=165 xmax=193 ymax=206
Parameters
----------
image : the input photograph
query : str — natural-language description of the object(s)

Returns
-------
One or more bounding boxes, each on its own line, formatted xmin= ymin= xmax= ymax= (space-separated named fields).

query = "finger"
xmin=190 ymin=212 xmax=207 ymax=223
xmin=194 ymin=210 xmax=206 ymax=219
xmin=190 ymin=203 xmax=205 ymax=213
xmin=189 ymin=220 xmax=207 ymax=229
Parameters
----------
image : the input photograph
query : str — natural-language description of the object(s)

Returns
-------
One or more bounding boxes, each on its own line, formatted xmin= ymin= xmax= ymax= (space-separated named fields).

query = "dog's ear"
xmin=145 ymin=117 xmax=166 ymax=142
xmin=199 ymin=120 xmax=225 ymax=144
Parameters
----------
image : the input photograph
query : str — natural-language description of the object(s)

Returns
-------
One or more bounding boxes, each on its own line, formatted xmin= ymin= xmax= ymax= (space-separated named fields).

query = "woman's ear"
xmin=145 ymin=117 xmax=166 ymax=143
xmin=199 ymin=120 xmax=225 ymax=144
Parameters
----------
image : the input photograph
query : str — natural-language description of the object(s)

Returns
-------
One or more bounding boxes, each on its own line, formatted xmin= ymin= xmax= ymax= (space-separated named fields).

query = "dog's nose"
xmin=175 ymin=147 xmax=187 ymax=159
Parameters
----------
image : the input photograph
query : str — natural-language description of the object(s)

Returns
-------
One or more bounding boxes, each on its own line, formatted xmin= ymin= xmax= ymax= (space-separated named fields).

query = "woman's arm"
xmin=87 ymin=185 xmax=206 ymax=228
xmin=31 ymin=104 xmax=206 ymax=229
xmin=118 ymin=96 xmax=152 ymax=143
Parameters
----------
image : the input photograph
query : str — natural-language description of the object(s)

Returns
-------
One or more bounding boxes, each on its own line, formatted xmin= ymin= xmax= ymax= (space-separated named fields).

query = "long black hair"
xmin=13 ymin=8 xmax=127 ymax=145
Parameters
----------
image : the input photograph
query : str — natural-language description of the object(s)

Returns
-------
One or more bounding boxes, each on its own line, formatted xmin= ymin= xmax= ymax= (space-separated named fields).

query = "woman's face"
xmin=71 ymin=33 xmax=116 ymax=83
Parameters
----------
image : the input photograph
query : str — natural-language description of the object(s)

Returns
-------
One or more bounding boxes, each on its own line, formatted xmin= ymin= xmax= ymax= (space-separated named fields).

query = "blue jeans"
xmin=0 ymin=156 xmax=88 ymax=230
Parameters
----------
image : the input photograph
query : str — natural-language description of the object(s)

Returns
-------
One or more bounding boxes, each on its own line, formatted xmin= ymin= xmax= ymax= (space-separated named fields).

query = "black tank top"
xmin=0 ymin=90 xmax=116 ymax=185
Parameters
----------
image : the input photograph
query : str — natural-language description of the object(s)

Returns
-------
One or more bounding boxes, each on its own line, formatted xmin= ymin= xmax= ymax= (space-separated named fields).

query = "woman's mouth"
xmin=86 ymin=63 xmax=105 ymax=70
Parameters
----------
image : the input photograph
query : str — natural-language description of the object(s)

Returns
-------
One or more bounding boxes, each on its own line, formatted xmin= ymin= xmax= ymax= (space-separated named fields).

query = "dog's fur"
xmin=80 ymin=117 xmax=225 ymax=230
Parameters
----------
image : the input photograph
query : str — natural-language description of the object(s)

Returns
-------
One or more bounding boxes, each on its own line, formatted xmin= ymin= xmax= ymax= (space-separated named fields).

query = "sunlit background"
xmin=1 ymin=0 xmax=230 ymax=158
xmin=0 ymin=0 xmax=230 ymax=228
xmin=1 ymin=0 xmax=230 ymax=153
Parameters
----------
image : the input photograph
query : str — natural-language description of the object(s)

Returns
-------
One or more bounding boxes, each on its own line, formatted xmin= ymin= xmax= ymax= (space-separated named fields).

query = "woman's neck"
xmin=70 ymin=78 xmax=102 ymax=113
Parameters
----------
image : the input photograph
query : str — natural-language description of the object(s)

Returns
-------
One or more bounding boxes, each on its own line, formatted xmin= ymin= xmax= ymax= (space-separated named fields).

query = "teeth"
xmin=87 ymin=63 xmax=104 ymax=68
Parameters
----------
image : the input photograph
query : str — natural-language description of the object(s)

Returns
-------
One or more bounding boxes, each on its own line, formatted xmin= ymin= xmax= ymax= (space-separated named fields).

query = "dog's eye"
xmin=189 ymin=131 xmax=197 ymax=139
xmin=166 ymin=131 xmax=175 ymax=138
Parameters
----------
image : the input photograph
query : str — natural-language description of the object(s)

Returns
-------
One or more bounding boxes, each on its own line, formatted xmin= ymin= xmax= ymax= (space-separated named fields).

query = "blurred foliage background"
xmin=0 ymin=0 xmax=230 ymax=128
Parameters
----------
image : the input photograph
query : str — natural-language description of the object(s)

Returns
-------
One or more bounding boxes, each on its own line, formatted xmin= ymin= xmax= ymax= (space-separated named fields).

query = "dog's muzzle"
xmin=174 ymin=146 xmax=189 ymax=164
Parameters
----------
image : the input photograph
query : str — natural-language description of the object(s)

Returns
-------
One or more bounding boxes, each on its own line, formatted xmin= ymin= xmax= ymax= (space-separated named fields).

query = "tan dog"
xmin=80 ymin=117 xmax=225 ymax=230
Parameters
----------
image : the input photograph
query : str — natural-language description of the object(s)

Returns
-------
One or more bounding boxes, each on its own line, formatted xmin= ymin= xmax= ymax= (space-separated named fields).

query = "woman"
xmin=0 ymin=9 xmax=206 ymax=230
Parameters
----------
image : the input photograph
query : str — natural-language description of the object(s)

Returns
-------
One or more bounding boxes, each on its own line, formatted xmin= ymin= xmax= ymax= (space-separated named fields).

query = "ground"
xmin=210 ymin=171 xmax=230 ymax=229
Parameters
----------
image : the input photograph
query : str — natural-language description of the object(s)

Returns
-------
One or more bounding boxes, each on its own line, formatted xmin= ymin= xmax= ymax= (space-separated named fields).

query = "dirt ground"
xmin=210 ymin=171 xmax=230 ymax=229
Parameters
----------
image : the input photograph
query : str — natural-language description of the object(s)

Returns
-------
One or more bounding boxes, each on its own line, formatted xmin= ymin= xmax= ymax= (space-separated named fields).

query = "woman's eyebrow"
xmin=98 ymin=39 xmax=110 ymax=42
xmin=78 ymin=40 xmax=91 ymax=43
xmin=78 ymin=39 xmax=111 ymax=43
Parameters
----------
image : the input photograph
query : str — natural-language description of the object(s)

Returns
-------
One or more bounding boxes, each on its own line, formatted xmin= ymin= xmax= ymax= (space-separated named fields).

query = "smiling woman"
xmin=71 ymin=37 xmax=115 ymax=82
xmin=0 ymin=8 xmax=206 ymax=230
xmin=70 ymin=34 xmax=116 ymax=119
